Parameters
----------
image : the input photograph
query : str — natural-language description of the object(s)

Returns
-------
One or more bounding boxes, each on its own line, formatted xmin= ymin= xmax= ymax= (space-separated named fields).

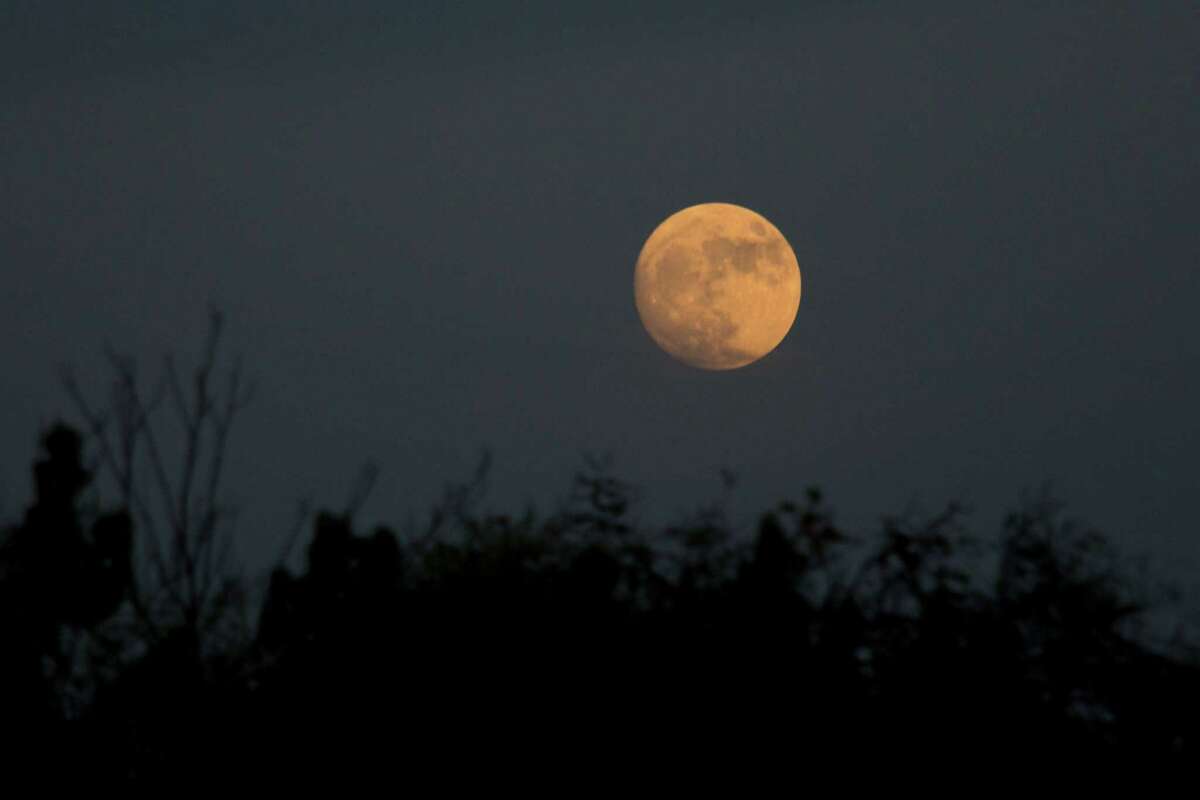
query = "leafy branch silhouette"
xmin=2 ymin=315 xmax=1198 ymax=780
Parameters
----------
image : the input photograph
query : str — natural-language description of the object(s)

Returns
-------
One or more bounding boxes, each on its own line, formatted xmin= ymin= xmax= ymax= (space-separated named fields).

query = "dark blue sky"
xmin=3 ymin=2 xmax=1198 ymax=594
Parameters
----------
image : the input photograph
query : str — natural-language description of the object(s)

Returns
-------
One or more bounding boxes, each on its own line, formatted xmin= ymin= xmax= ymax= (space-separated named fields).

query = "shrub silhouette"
xmin=3 ymin=417 xmax=1198 ymax=776
xmin=0 ymin=424 xmax=132 ymax=722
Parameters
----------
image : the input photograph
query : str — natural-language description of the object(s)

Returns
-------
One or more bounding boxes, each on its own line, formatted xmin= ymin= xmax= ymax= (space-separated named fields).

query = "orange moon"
xmin=634 ymin=203 xmax=802 ymax=370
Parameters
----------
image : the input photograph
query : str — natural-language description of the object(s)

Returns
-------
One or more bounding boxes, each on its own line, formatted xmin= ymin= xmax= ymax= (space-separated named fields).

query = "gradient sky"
xmin=3 ymin=2 xmax=1198 ymax=593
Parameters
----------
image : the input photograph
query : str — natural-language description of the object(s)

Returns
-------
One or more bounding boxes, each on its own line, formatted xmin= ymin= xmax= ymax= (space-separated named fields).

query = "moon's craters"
xmin=634 ymin=203 xmax=801 ymax=370
xmin=655 ymin=245 xmax=701 ymax=303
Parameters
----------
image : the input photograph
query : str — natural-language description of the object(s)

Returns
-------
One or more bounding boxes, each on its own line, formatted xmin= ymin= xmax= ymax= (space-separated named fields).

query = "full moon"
xmin=634 ymin=203 xmax=802 ymax=370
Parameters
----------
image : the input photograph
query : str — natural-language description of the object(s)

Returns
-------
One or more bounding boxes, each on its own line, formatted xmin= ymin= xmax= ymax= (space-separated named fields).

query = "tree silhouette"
xmin=2 ymin=320 xmax=1199 ymax=780
xmin=0 ymin=425 xmax=132 ymax=721
xmin=60 ymin=311 xmax=254 ymax=667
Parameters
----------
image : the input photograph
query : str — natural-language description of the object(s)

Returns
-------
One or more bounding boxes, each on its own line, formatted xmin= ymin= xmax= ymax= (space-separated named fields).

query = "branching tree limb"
xmin=60 ymin=309 xmax=254 ymax=660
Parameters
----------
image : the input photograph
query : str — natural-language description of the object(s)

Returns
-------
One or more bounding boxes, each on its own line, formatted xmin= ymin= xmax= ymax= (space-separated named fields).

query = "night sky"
xmin=3 ymin=3 xmax=1198 ymax=592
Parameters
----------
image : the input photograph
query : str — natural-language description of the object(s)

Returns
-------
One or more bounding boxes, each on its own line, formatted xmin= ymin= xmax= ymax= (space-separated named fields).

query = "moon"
xmin=634 ymin=203 xmax=802 ymax=370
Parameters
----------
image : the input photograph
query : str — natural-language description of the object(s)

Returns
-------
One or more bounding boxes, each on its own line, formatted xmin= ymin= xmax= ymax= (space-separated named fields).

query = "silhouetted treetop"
xmin=3 ymin=323 xmax=1198 ymax=780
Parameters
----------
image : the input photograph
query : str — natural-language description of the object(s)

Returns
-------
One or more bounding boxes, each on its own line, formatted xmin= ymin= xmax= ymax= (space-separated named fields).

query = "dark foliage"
xmin=2 ymin=423 xmax=1197 ymax=777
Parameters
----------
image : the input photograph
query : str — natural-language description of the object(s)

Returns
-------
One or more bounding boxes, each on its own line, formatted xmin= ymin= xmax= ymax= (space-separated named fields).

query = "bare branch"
xmin=60 ymin=310 xmax=252 ymax=658
xmin=277 ymin=496 xmax=314 ymax=566
xmin=344 ymin=460 xmax=380 ymax=520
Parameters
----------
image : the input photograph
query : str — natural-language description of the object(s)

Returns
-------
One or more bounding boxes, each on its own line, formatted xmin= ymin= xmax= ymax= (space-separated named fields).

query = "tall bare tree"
xmin=61 ymin=310 xmax=254 ymax=663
